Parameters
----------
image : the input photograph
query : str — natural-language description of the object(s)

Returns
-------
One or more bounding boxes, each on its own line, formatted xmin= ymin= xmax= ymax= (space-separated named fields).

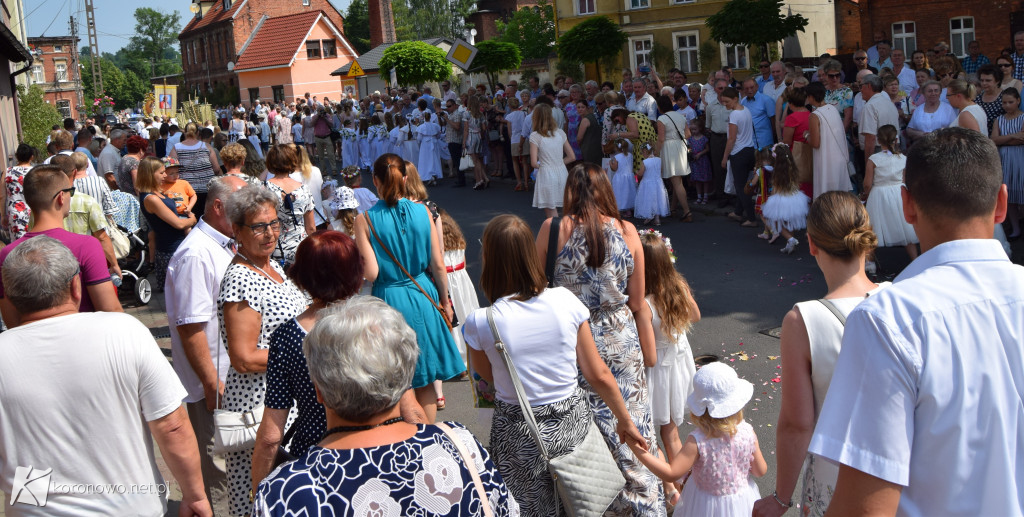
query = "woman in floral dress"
xmin=2 ymin=144 xmax=35 ymax=240
xmin=537 ymin=162 xmax=665 ymax=516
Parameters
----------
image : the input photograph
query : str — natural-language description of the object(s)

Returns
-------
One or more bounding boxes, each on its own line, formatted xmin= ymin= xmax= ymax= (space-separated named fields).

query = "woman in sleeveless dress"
xmin=531 ymin=103 xmax=576 ymax=219
xmin=536 ymin=162 xmax=665 ymax=516
xmin=655 ymin=94 xmax=693 ymax=222
xmin=992 ymin=88 xmax=1024 ymax=240
xmin=752 ymin=192 xmax=889 ymax=517
xmin=806 ymin=82 xmax=852 ymax=200
xmin=353 ymin=153 xmax=465 ymax=423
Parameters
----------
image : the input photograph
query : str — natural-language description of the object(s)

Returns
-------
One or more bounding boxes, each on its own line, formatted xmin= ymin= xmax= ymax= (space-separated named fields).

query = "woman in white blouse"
xmin=464 ymin=214 xmax=643 ymax=516
xmin=905 ymin=81 xmax=956 ymax=147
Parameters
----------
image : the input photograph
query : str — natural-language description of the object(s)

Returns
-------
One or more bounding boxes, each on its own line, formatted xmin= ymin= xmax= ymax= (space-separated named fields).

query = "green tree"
xmin=344 ymin=0 xmax=372 ymax=55
xmin=557 ymin=16 xmax=627 ymax=82
xmin=378 ymin=41 xmax=452 ymax=86
xmin=496 ymin=0 xmax=555 ymax=60
xmin=474 ymin=40 xmax=522 ymax=93
xmin=128 ymin=7 xmax=183 ymax=78
xmin=391 ymin=0 xmax=417 ymax=42
xmin=81 ymin=55 xmax=144 ymax=111
xmin=17 ymin=84 xmax=62 ymax=150
xmin=705 ymin=0 xmax=807 ymax=63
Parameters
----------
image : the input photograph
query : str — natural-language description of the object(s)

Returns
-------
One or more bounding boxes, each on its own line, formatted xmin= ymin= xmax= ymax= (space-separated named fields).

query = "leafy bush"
xmin=17 ymin=84 xmax=62 ymax=151
xmin=378 ymin=41 xmax=452 ymax=87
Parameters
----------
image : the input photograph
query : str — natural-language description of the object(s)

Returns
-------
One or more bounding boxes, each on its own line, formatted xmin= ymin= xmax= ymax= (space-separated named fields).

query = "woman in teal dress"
xmin=354 ymin=153 xmax=465 ymax=422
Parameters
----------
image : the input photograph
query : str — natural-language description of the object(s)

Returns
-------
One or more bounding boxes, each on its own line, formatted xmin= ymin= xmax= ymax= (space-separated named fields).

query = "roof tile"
xmin=234 ymin=11 xmax=323 ymax=71
xmin=180 ymin=1 xmax=242 ymax=36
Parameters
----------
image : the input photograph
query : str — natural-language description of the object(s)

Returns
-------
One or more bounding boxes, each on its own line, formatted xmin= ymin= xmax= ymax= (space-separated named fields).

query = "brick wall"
xmin=27 ymin=38 xmax=80 ymax=119
xmin=835 ymin=0 xmax=863 ymax=53
xmin=860 ymin=0 xmax=1021 ymax=58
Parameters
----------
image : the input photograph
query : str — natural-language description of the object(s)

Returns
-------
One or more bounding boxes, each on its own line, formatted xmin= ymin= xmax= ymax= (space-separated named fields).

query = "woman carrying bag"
xmin=465 ymin=214 xmax=644 ymax=516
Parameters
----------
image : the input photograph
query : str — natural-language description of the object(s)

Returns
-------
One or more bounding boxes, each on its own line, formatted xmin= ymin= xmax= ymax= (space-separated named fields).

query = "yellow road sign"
xmin=347 ymin=60 xmax=365 ymax=77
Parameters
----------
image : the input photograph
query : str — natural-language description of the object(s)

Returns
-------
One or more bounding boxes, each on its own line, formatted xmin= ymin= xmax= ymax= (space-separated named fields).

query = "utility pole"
xmin=85 ymin=0 xmax=102 ymax=96
xmin=69 ymin=16 xmax=83 ymax=119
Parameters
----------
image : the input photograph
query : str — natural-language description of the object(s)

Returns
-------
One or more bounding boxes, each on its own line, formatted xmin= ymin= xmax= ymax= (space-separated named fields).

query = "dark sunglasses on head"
xmin=52 ymin=186 xmax=75 ymax=201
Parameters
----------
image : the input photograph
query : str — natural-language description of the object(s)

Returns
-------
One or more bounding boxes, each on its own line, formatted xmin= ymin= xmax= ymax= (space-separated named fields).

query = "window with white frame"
xmin=56 ymin=99 xmax=71 ymax=118
xmin=891 ymin=21 xmax=916 ymax=56
xmin=577 ymin=0 xmax=595 ymax=15
xmin=54 ymin=61 xmax=67 ymax=82
xmin=31 ymin=64 xmax=43 ymax=83
xmin=949 ymin=17 xmax=974 ymax=57
xmin=628 ymin=0 xmax=649 ymax=10
xmin=630 ymin=36 xmax=653 ymax=71
xmin=674 ymin=31 xmax=700 ymax=73
xmin=721 ymin=43 xmax=748 ymax=70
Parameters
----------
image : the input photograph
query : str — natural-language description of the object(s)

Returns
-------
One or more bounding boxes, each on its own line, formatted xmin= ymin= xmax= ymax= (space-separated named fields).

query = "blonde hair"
xmin=641 ymin=233 xmax=696 ymax=337
xmin=295 ymin=144 xmax=313 ymax=179
xmin=692 ymin=409 xmax=744 ymax=438
xmin=135 ymin=156 xmax=164 ymax=194
xmin=219 ymin=143 xmax=247 ymax=169
xmin=403 ymin=162 xmax=427 ymax=200
xmin=439 ymin=208 xmax=466 ymax=251
xmin=533 ymin=103 xmax=557 ymax=137
xmin=70 ymin=151 xmax=90 ymax=173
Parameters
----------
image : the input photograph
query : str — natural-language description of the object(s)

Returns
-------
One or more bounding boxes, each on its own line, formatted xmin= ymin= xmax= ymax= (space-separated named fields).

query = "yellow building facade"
xmin=553 ymin=0 xmax=750 ymax=82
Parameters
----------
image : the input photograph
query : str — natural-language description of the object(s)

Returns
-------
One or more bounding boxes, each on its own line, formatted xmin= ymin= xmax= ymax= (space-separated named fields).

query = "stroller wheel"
xmin=134 ymin=277 xmax=152 ymax=306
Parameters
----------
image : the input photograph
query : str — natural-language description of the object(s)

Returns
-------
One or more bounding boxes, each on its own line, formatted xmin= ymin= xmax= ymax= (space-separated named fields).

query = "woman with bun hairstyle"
xmin=946 ymin=79 xmax=986 ymax=133
xmin=353 ymin=153 xmax=465 ymax=423
xmin=752 ymin=191 xmax=890 ymax=517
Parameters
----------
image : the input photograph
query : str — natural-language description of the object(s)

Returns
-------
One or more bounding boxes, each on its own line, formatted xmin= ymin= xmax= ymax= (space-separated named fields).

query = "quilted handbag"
xmin=486 ymin=308 xmax=625 ymax=517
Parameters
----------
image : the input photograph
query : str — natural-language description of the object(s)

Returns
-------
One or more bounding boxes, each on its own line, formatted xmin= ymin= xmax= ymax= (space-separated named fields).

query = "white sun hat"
xmin=687 ymin=362 xmax=754 ymax=419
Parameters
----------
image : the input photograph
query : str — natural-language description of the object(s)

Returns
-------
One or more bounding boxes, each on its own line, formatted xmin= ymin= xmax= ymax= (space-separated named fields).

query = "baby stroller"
xmin=114 ymin=225 xmax=153 ymax=305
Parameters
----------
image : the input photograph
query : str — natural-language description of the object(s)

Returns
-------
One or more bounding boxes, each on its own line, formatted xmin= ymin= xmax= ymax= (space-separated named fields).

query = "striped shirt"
xmin=74 ymin=176 xmax=118 ymax=216
xmin=173 ymin=141 xmax=215 ymax=194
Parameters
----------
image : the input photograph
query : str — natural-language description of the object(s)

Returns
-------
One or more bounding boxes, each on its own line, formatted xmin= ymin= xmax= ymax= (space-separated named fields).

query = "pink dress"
xmin=675 ymin=420 xmax=761 ymax=516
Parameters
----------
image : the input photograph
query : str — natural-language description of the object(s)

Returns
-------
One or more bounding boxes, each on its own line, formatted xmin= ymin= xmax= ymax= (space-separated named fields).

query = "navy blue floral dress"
xmin=252 ymin=422 xmax=520 ymax=516
xmin=554 ymin=221 xmax=665 ymax=516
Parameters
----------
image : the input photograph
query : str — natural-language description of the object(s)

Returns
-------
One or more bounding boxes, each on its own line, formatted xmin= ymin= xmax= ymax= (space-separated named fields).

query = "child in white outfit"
xmin=631 ymin=362 xmax=767 ymax=517
xmin=608 ymin=139 xmax=637 ymax=217
xmin=634 ymin=143 xmax=671 ymax=225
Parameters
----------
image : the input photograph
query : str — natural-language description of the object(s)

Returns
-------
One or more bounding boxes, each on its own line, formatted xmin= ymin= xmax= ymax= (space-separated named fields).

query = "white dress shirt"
xmin=165 ymin=218 xmax=234 ymax=403
xmin=628 ymin=93 xmax=658 ymax=121
xmin=762 ymin=79 xmax=787 ymax=102
xmin=858 ymin=92 xmax=900 ymax=148
xmin=894 ymin=65 xmax=918 ymax=96
xmin=809 ymin=239 xmax=1024 ymax=517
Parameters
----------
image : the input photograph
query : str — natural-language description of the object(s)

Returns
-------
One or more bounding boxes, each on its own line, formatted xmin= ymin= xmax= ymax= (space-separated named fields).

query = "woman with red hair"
xmin=117 ymin=135 xmax=149 ymax=194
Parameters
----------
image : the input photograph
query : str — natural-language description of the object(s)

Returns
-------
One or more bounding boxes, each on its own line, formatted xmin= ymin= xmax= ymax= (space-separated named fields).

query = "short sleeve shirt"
xmin=728 ymin=107 xmax=755 ymax=153
xmin=0 ymin=227 xmax=110 ymax=312
xmin=809 ymin=239 xmax=1024 ymax=517
xmin=63 ymin=193 xmax=109 ymax=236
xmin=859 ymin=93 xmax=901 ymax=148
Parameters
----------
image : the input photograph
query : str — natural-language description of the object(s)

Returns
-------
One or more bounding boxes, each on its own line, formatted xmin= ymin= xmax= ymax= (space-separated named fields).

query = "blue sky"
xmin=23 ymin=0 xmax=353 ymax=55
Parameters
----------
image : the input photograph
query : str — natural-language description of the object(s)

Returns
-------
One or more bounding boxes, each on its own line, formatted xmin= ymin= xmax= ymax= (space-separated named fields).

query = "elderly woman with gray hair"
xmin=253 ymin=295 xmax=520 ymax=516
xmin=218 ymin=184 xmax=309 ymax=515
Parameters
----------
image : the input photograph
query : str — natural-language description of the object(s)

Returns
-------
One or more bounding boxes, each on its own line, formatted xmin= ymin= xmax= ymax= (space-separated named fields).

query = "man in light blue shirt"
xmin=809 ymin=128 xmax=1024 ymax=517
xmin=739 ymin=78 xmax=775 ymax=148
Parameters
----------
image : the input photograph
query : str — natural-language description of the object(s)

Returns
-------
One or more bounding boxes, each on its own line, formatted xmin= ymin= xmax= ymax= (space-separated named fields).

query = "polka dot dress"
xmin=264 ymin=319 xmax=326 ymax=456
xmin=217 ymin=262 xmax=308 ymax=516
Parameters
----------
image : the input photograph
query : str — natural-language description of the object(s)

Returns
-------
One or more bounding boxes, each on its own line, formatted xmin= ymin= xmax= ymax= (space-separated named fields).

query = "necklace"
xmin=236 ymin=251 xmax=280 ymax=284
xmin=322 ymin=417 xmax=405 ymax=438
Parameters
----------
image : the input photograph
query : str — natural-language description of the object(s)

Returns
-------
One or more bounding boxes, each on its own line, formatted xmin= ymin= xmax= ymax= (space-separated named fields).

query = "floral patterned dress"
xmin=554 ymin=221 xmax=665 ymax=516
xmin=565 ymin=102 xmax=582 ymax=158
xmin=4 ymin=165 xmax=32 ymax=240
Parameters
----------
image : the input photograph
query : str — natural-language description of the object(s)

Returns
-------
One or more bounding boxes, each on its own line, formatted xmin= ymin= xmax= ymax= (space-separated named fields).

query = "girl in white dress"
xmin=608 ymin=139 xmax=637 ymax=217
xmin=634 ymin=143 xmax=671 ymax=225
xmin=357 ymin=118 xmax=373 ymax=169
xmin=439 ymin=209 xmax=477 ymax=392
xmin=369 ymin=113 xmax=388 ymax=164
xmin=864 ymin=124 xmax=919 ymax=261
xmin=386 ymin=113 xmax=403 ymax=156
xmin=529 ymin=103 xmax=575 ymax=218
xmin=400 ymin=117 xmax=421 ymax=167
xmin=416 ymin=112 xmax=443 ymax=185
xmin=340 ymin=165 xmax=378 ymax=214
xmin=761 ymin=143 xmax=811 ymax=254
xmin=340 ymin=120 xmax=359 ymax=170
xmin=630 ymin=362 xmax=767 ymax=517
xmin=639 ymin=229 xmax=700 ymax=509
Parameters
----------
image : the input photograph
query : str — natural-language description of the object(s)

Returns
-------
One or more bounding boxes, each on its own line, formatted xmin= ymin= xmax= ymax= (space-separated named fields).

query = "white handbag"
xmin=211 ymin=343 xmax=263 ymax=455
xmin=459 ymin=153 xmax=474 ymax=171
xmin=485 ymin=308 xmax=625 ymax=517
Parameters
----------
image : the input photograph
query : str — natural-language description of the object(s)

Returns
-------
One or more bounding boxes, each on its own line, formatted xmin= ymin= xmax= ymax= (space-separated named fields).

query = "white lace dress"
xmin=676 ymin=421 xmax=761 ymax=516
xmin=530 ymin=129 xmax=569 ymax=209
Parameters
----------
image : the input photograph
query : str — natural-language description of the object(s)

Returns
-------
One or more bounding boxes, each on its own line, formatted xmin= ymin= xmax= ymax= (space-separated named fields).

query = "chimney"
xmin=369 ymin=0 xmax=396 ymax=49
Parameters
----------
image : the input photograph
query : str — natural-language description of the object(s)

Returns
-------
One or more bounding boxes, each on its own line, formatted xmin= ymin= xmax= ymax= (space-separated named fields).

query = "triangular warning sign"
xmin=347 ymin=61 xmax=365 ymax=77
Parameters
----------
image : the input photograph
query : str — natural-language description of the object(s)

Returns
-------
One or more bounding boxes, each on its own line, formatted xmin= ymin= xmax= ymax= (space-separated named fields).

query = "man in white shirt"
xmin=809 ymin=127 xmax=1024 ymax=517
xmin=891 ymin=48 xmax=917 ymax=95
xmin=165 ymin=175 xmax=246 ymax=506
xmin=0 ymin=236 xmax=211 ymax=517
xmin=133 ymin=117 xmax=146 ymax=136
xmin=858 ymin=74 xmax=900 ymax=162
xmin=628 ymin=78 xmax=658 ymax=121
xmin=870 ymin=40 xmax=894 ymax=71
xmin=761 ymin=61 xmax=787 ymax=101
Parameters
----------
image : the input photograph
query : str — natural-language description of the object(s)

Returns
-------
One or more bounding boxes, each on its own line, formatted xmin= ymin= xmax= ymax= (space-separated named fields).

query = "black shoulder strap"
xmin=545 ymin=217 xmax=561 ymax=287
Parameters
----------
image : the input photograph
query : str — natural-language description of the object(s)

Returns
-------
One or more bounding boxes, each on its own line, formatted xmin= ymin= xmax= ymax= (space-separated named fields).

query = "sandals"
xmin=437 ymin=397 xmax=446 ymax=410
xmin=679 ymin=211 xmax=693 ymax=223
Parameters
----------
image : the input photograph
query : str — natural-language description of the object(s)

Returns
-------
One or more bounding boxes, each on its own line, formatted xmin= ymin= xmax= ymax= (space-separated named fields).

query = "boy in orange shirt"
xmin=159 ymin=157 xmax=196 ymax=218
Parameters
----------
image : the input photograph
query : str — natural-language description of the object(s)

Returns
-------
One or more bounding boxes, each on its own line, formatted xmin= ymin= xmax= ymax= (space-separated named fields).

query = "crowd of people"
xmin=0 ymin=37 xmax=1022 ymax=517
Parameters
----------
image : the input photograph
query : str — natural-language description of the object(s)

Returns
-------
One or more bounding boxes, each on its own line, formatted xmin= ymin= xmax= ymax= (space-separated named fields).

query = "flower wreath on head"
xmin=341 ymin=165 xmax=361 ymax=179
xmin=637 ymin=228 xmax=676 ymax=263
xmin=770 ymin=142 xmax=789 ymax=158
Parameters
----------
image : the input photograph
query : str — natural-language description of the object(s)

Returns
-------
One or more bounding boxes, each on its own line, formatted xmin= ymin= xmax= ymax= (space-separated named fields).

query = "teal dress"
xmin=367 ymin=198 xmax=464 ymax=388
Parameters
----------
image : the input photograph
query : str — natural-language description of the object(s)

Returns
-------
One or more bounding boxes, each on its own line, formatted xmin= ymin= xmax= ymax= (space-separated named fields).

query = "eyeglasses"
xmin=854 ymin=57 xmax=867 ymax=61
xmin=246 ymin=219 xmax=282 ymax=237
xmin=65 ymin=265 xmax=80 ymax=286
xmin=827 ymin=73 xmax=842 ymax=78
xmin=1000 ymin=64 xmax=1013 ymax=68
xmin=52 ymin=186 xmax=75 ymax=201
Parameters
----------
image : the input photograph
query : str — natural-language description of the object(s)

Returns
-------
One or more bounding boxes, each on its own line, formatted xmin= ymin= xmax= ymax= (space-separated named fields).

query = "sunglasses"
xmin=1000 ymin=64 xmax=1013 ymax=68
xmin=827 ymin=73 xmax=842 ymax=78
xmin=855 ymin=57 xmax=867 ymax=61
xmin=52 ymin=186 xmax=75 ymax=201
xmin=759 ymin=64 xmax=769 ymax=68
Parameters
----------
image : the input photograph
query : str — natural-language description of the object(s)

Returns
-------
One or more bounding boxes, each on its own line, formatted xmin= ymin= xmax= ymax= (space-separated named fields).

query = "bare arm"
xmin=177 ymin=322 xmax=223 ymax=411
xmin=576 ymin=321 xmax=645 ymax=448
xmin=824 ymin=465 xmax=903 ymax=517
xmin=148 ymin=406 xmax=212 ymax=517
xmin=863 ymin=157 xmax=877 ymax=197
xmin=621 ymin=221 xmax=656 ymax=367
xmin=956 ymin=111 xmax=980 ymax=132
xmin=562 ymin=136 xmax=575 ymax=164
xmin=354 ymin=213 xmax=379 ymax=282
xmin=143 ymin=194 xmax=196 ymax=230
xmin=222 ymin=300 xmax=267 ymax=373
xmin=530 ymin=140 xmax=540 ymax=170
xmin=303 ymin=209 xmax=315 ymax=236
xmin=630 ymin=432 xmax=699 ymax=481
xmin=808 ymin=113 xmax=822 ymax=149
xmin=577 ymin=117 xmax=590 ymax=144
xmin=206 ymin=143 xmax=222 ymax=173
xmin=842 ymin=106 xmax=853 ymax=130
xmin=424 ymin=204 xmax=452 ymax=321
xmin=619 ymin=116 xmax=640 ymax=140
xmin=468 ymin=348 xmax=493 ymax=383
xmin=783 ymin=125 xmax=796 ymax=148
xmin=863 ymin=133 xmax=877 ymax=163
xmin=251 ymin=407 xmax=289 ymax=492
xmin=655 ymin=122 xmax=666 ymax=156
xmin=92 ymin=229 xmax=117 ymax=270
xmin=722 ymin=123 xmax=738 ymax=169
xmin=86 ymin=281 xmax=124 ymax=313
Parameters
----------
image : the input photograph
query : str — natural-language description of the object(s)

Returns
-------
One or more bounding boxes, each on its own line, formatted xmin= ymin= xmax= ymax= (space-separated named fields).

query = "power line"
xmin=38 ymin=0 xmax=71 ymax=36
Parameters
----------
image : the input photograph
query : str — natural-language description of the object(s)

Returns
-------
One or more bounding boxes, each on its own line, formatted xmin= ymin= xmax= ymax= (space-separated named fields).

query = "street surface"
xmin=3 ymin=171 xmax=1020 ymax=516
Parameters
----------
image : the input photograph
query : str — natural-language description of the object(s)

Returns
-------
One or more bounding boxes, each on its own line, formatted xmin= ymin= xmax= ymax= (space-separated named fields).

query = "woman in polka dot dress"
xmin=217 ymin=185 xmax=309 ymax=515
